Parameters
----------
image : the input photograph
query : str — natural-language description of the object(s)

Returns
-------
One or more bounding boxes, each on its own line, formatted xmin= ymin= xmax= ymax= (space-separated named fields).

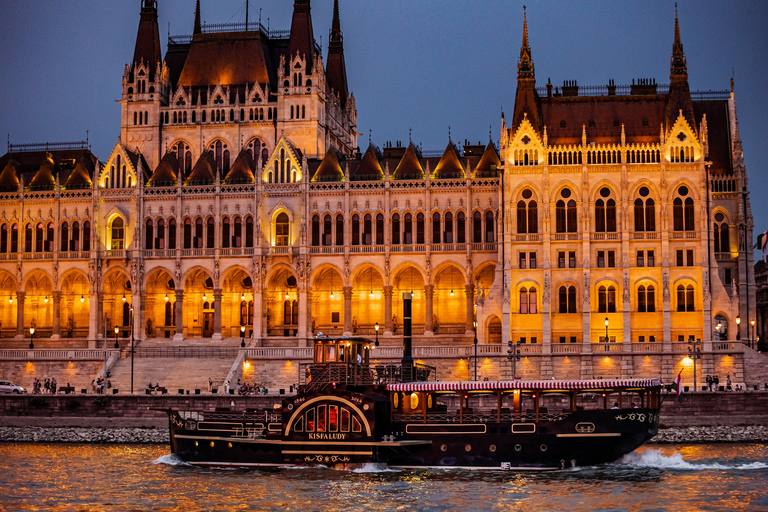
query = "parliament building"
xmin=0 ymin=1 xmax=760 ymax=388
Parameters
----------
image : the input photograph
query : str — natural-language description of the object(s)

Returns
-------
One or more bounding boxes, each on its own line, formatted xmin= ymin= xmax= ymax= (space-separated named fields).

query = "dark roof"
xmin=287 ymin=0 xmax=317 ymax=74
xmin=474 ymin=142 xmax=501 ymax=177
xmin=132 ymin=1 xmax=162 ymax=80
xmin=433 ymin=142 xmax=464 ymax=178
xmin=392 ymin=143 xmax=424 ymax=180
xmin=693 ymin=99 xmax=732 ymax=175
xmin=28 ymin=155 xmax=56 ymax=190
xmin=312 ymin=147 xmax=344 ymax=182
xmin=63 ymin=157 xmax=93 ymax=189
xmin=350 ymin=144 xmax=383 ymax=181
xmin=0 ymin=159 xmax=20 ymax=191
xmin=149 ymin=152 xmax=180 ymax=186
xmin=224 ymin=150 xmax=256 ymax=184
xmin=326 ymin=0 xmax=348 ymax=107
xmin=186 ymin=151 xmax=217 ymax=185
xmin=123 ymin=146 xmax=151 ymax=182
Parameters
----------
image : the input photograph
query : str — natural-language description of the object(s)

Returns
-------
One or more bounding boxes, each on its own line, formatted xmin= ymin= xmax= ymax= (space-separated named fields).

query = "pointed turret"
xmin=132 ymin=0 xmax=162 ymax=79
xmin=194 ymin=0 xmax=202 ymax=35
xmin=326 ymin=0 xmax=349 ymax=107
xmin=287 ymin=0 xmax=317 ymax=74
xmin=664 ymin=7 xmax=696 ymax=136
xmin=433 ymin=141 xmax=465 ymax=179
xmin=312 ymin=147 xmax=345 ymax=182
xmin=0 ymin=158 xmax=21 ymax=192
xmin=511 ymin=8 xmax=543 ymax=133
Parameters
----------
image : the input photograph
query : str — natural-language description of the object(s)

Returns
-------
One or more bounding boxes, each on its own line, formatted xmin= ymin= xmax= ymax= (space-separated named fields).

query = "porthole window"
xmin=490 ymin=445 xmax=497 ymax=452
xmin=522 ymin=189 xmax=532 ymax=199
xmin=678 ymin=186 xmax=689 ymax=197
xmin=714 ymin=212 xmax=724 ymax=222
xmin=540 ymin=444 xmax=548 ymax=452
xmin=600 ymin=187 xmax=611 ymax=198
xmin=514 ymin=444 xmax=522 ymax=452
xmin=440 ymin=444 xmax=447 ymax=452
xmin=561 ymin=189 xmax=571 ymax=199
xmin=465 ymin=444 xmax=472 ymax=452
xmin=639 ymin=186 xmax=649 ymax=197
xmin=286 ymin=276 xmax=297 ymax=287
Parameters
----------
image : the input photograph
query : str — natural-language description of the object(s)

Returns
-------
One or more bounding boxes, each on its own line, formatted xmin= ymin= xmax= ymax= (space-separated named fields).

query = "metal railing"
xmin=299 ymin=361 xmax=436 ymax=388
xmin=126 ymin=346 xmax=240 ymax=359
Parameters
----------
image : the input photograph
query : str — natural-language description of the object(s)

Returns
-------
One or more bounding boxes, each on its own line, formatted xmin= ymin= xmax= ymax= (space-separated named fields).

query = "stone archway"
xmin=222 ymin=266 xmax=253 ymax=338
xmin=102 ymin=269 xmax=132 ymax=344
xmin=144 ymin=267 xmax=176 ymax=339
xmin=265 ymin=266 xmax=299 ymax=337
xmin=0 ymin=271 xmax=16 ymax=338
xmin=433 ymin=265 xmax=467 ymax=335
xmin=392 ymin=266 xmax=425 ymax=334
xmin=184 ymin=268 xmax=214 ymax=338
xmin=311 ymin=266 xmax=344 ymax=335
xmin=352 ymin=265 xmax=384 ymax=335
xmin=23 ymin=271 xmax=53 ymax=337
xmin=59 ymin=270 xmax=89 ymax=338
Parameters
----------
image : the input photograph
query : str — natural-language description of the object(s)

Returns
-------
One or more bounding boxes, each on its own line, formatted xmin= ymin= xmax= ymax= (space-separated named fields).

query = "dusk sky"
xmin=1 ymin=1 xmax=767 ymax=249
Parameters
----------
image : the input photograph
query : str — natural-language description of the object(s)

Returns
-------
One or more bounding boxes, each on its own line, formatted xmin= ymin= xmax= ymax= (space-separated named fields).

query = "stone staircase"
xmin=0 ymin=360 xmax=104 ymax=393
xmin=107 ymin=355 xmax=235 ymax=395
xmin=741 ymin=346 xmax=768 ymax=390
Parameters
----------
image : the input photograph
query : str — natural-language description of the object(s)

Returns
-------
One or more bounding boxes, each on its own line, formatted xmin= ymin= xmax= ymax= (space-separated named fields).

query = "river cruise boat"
xmin=166 ymin=340 xmax=662 ymax=470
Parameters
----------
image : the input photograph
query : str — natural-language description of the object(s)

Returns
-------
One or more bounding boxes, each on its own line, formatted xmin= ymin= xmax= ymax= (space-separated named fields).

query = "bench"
xmin=59 ymin=386 xmax=75 ymax=394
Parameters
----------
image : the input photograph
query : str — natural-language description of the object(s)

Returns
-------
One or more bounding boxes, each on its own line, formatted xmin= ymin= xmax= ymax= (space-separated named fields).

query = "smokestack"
xmin=402 ymin=293 xmax=413 ymax=368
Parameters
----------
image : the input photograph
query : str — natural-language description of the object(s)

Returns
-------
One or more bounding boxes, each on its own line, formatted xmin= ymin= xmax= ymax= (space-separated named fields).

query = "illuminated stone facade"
xmin=0 ymin=2 xmax=758 ymax=382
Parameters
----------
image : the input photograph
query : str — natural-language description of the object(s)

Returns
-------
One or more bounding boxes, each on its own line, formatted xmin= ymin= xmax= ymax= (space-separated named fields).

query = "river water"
xmin=1 ymin=443 xmax=767 ymax=511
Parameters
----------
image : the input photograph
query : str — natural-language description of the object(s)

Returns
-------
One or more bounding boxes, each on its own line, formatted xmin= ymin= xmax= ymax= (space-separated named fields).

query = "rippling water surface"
xmin=1 ymin=443 xmax=767 ymax=511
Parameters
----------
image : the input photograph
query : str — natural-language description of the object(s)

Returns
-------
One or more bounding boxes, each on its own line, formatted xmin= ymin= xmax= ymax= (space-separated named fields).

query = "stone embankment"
xmin=1 ymin=425 xmax=768 ymax=444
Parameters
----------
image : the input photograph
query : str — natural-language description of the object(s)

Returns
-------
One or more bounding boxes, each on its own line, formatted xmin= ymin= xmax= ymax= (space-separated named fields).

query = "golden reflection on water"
xmin=1 ymin=444 xmax=767 ymax=511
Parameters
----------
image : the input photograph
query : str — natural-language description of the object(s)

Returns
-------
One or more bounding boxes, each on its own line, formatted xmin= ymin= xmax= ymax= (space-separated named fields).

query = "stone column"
xmin=51 ymin=291 xmax=62 ymax=339
xmin=424 ymin=285 xmax=434 ymax=335
xmin=174 ymin=289 xmax=184 ymax=341
xmin=343 ymin=286 xmax=353 ymax=335
xmin=87 ymin=291 xmax=98 ymax=347
xmin=132 ymin=292 xmax=143 ymax=342
xmin=15 ymin=291 xmax=25 ymax=339
xmin=252 ymin=286 xmax=262 ymax=346
xmin=384 ymin=285 xmax=393 ymax=335
xmin=212 ymin=288 xmax=223 ymax=341
xmin=465 ymin=283 xmax=475 ymax=335
xmin=298 ymin=283 xmax=308 ymax=343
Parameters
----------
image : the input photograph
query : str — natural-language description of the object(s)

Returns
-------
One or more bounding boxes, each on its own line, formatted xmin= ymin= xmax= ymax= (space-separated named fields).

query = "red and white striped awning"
xmin=386 ymin=378 xmax=662 ymax=393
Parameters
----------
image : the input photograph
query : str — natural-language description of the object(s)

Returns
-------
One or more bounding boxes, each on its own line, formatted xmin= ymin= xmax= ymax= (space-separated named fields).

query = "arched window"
xmin=165 ymin=302 xmax=172 ymax=326
xmin=416 ymin=213 xmax=425 ymax=244
xmin=472 ymin=211 xmax=482 ymax=243
xmin=517 ymin=199 xmax=538 ymax=234
xmin=275 ymin=212 xmax=290 ymax=246
xmin=677 ymin=284 xmax=695 ymax=312
xmin=83 ymin=221 xmax=91 ymax=251
xmin=606 ymin=199 xmax=616 ymax=232
xmin=311 ymin=215 xmax=320 ymax=246
xmin=168 ymin=218 xmax=176 ymax=250
xmin=111 ymin=218 xmax=124 ymax=250
xmin=284 ymin=300 xmax=291 ymax=325
xmin=71 ymin=221 xmax=80 ymax=251
xmin=183 ymin=219 xmax=192 ymax=248
xmin=673 ymin=198 xmax=684 ymax=231
xmin=35 ymin=223 xmax=44 ymax=252
xmin=363 ymin=214 xmax=372 ymax=245
xmin=559 ymin=285 xmax=577 ymax=313
xmin=206 ymin=218 xmax=215 ymax=249
xmin=245 ymin=217 xmax=254 ymax=248
xmin=595 ymin=199 xmax=605 ymax=232
xmin=145 ymin=219 xmax=154 ymax=249
xmin=392 ymin=213 xmax=401 ymax=245
xmin=233 ymin=217 xmax=242 ymax=248
xmin=719 ymin=223 xmax=729 ymax=253
xmin=404 ymin=213 xmax=413 ymax=245
xmin=46 ymin=222 xmax=54 ymax=252
xmin=10 ymin=224 xmax=18 ymax=253
xmin=222 ymin=218 xmax=231 ymax=248
xmin=323 ymin=215 xmax=332 ymax=246
xmin=60 ymin=222 xmax=69 ymax=252
xmin=155 ymin=219 xmax=165 ymax=249
xmin=485 ymin=211 xmax=495 ymax=242
xmin=240 ymin=301 xmax=248 ymax=326
xmin=432 ymin=212 xmax=441 ymax=244
xmin=351 ymin=214 xmax=360 ymax=246
xmin=376 ymin=214 xmax=384 ymax=245
xmin=248 ymin=301 xmax=254 ymax=325
xmin=335 ymin=215 xmax=344 ymax=246
xmin=444 ymin=212 xmax=453 ymax=243
xmin=519 ymin=286 xmax=537 ymax=314
xmin=637 ymin=285 xmax=655 ymax=313
xmin=684 ymin=198 xmax=694 ymax=231
xmin=598 ymin=285 xmax=616 ymax=313
xmin=457 ymin=212 xmax=465 ymax=243
xmin=195 ymin=218 xmax=203 ymax=248
xmin=24 ymin=223 xmax=32 ymax=252
xmin=0 ymin=224 xmax=7 ymax=254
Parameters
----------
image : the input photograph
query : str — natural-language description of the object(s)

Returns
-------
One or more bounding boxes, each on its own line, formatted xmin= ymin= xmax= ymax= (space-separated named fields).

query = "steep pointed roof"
xmin=312 ymin=147 xmax=344 ymax=182
xmin=132 ymin=0 xmax=161 ymax=79
xmin=287 ymin=0 xmax=317 ymax=74
xmin=351 ymin=144 xmax=383 ymax=181
xmin=393 ymin=143 xmax=424 ymax=180
xmin=149 ymin=152 xmax=180 ymax=186
xmin=193 ymin=0 xmax=202 ymax=35
xmin=511 ymin=9 xmax=542 ymax=133
xmin=224 ymin=150 xmax=256 ymax=184
xmin=433 ymin=142 xmax=465 ymax=178
xmin=664 ymin=8 xmax=696 ymax=136
xmin=186 ymin=151 xmax=217 ymax=185
xmin=670 ymin=7 xmax=687 ymax=78
xmin=63 ymin=156 xmax=93 ymax=189
xmin=28 ymin=154 xmax=56 ymax=190
xmin=474 ymin=141 xmax=501 ymax=177
xmin=122 ymin=146 xmax=152 ymax=182
xmin=0 ymin=158 xmax=20 ymax=191
xmin=326 ymin=0 xmax=349 ymax=108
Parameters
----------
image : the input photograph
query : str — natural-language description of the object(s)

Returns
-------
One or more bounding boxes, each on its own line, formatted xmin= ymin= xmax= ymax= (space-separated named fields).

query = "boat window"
xmin=325 ymin=345 xmax=336 ymax=362
xmin=306 ymin=408 xmax=315 ymax=432
xmin=410 ymin=393 xmax=419 ymax=410
xmin=352 ymin=416 xmax=362 ymax=433
xmin=341 ymin=408 xmax=350 ymax=432
xmin=294 ymin=416 xmax=304 ymax=432
xmin=329 ymin=406 xmax=339 ymax=432
xmin=317 ymin=405 xmax=327 ymax=432
xmin=314 ymin=343 xmax=323 ymax=363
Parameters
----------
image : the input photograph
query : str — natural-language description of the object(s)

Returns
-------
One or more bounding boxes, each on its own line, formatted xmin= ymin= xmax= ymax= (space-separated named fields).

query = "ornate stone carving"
xmin=623 ymin=272 xmax=630 ymax=304
xmin=663 ymin=271 xmax=670 ymax=303
xmin=583 ymin=273 xmax=590 ymax=305
xmin=543 ymin=271 xmax=550 ymax=305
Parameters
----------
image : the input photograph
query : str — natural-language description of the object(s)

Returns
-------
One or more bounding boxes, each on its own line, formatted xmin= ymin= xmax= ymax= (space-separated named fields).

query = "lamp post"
xmin=130 ymin=306 xmax=134 ymax=395
xmin=736 ymin=316 xmax=741 ymax=342
xmin=473 ymin=320 xmax=478 ymax=381
xmin=29 ymin=320 xmax=36 ymax=350
xmin=374 ymin=322 xmax=379 ymax=347
xmin=507 ymin=339 xmax=522 ymax=379
xmin=751 ymin=319 xmax=756 ymax=350
xmin=114 ymin=325 xmax=120 ymax=349
xmin=604 ymin=317 xmax=609 ymax=343
xmin=240 ymin=324 xmax=246 ymax=347
xmin=688 ymin=338 xmax=701 ymax=392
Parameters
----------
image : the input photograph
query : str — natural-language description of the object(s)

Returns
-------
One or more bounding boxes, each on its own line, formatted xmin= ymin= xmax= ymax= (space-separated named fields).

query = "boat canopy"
xmin=387 ymin=378 xmax=662 ymax=393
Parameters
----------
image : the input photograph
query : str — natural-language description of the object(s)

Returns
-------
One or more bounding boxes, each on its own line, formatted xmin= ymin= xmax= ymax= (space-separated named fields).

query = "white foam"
xmin=618 ymin=449 xmax=768 ymax=471
xmin=351 ymin=463 xmax=399 ymax=473
xmin=152 ymin=453 xmax=192 ymax=466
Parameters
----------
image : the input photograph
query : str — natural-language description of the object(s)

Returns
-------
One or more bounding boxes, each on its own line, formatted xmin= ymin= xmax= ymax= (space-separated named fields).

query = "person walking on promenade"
xmin=726 ymin=375 xmax=732 ymax=391
xmin=208 ymin=378 xmax=213 ymax=393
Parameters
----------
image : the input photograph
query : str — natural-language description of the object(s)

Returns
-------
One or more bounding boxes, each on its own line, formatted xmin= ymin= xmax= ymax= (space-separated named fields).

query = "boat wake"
xmin=617 ymin=449 xmax=768 ymax=471
xmin=153 ymin=453 xmax=192 ymax=466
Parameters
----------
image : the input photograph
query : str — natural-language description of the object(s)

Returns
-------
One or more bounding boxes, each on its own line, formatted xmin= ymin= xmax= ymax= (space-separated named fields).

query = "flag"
xmin=754 ymin=230 xmax=768 ymax=262
xmin=672 ymin=370 xmax=684 ymax=403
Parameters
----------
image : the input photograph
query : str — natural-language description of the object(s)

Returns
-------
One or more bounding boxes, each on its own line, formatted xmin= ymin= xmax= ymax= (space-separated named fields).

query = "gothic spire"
xmin=132 ymin=0 xmax=161 ymax=79
xmin=288 ymin=0 xmax=316 ymax=74
xmin=517 ymin=6 xmax=534 ymax=80
xmin=511 ymin=7 xmax=542 ymax=132
xmin=670 ymin=4 xmax=687 ymax=78
xmin=331 ymin=0 xmax=341 ymax=39
xmin=664 ymin=5 xmax=696 ymax=136
xmin=326 ymin=0 xmax=349 ymax=107
xmin=194 ymin=0 xmax=202 ymax=35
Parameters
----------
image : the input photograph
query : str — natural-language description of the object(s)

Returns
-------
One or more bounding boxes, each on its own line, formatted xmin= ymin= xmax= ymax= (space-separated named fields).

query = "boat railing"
xmin=392 ymin=410 xmax=570 ymax=423
xmin=179 ymin=410 xmax=281 ymax=423
xmin=299 ymin=361 xmax=436 ymax=389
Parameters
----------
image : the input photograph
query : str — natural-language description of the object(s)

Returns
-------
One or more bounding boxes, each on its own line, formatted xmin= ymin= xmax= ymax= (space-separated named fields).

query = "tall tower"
xmin=664 ymin=7 xmax=696 ymax=135
xmin=511 ymin=8 xmax=542 ymax=134
xmin=326 ymin=0 xmax=349 ymax=108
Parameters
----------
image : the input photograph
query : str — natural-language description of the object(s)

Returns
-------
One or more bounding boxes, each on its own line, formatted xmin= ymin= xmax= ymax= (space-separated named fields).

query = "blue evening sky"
xmin=0 ymin=1 xmax=766 ymax=251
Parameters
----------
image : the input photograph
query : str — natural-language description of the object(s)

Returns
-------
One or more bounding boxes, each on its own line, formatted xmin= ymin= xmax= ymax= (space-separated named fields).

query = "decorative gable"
xmin=263 ymin=136 xmax=303 ymax=184
xmin=665 ymin=111 xmax=702 ymax=163
xmin=101 ymin=144 xmax=140 ymax=189
xmin=506 ymin=115 xmax=545 ymax=166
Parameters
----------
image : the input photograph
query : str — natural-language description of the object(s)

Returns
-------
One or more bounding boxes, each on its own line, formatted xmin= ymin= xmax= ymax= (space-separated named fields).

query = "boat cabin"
xmin=313 ymin=336 xmax=374 ymax=365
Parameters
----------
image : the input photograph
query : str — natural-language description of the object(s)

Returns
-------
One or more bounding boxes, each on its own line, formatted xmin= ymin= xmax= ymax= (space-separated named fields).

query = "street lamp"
xmin=114 ymin=325 xmax=120 ymax=349
xmin=735 ymin=316 xmax=741 ymax=341
xmin=507 ymin=339 xmax=522 ymax=379
xmin=29 ymin=320 xmax=36 ymax=350
xmin=751 ymin=319 xmax=756 ymax=349
xmin=688 ymin=338 xmax=702 ymax=392
xmin=240 ymin=324 xmax=246 ymax=347
xmin=130 ymin=306 xmax=134 ymax=395
xmin=604 ymin=317 xmax=610 ymax=348
xmin=473 ymin=319 xmax=478 ymax=381
xmin=374 ymin=322 xmax=379 ymax=347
